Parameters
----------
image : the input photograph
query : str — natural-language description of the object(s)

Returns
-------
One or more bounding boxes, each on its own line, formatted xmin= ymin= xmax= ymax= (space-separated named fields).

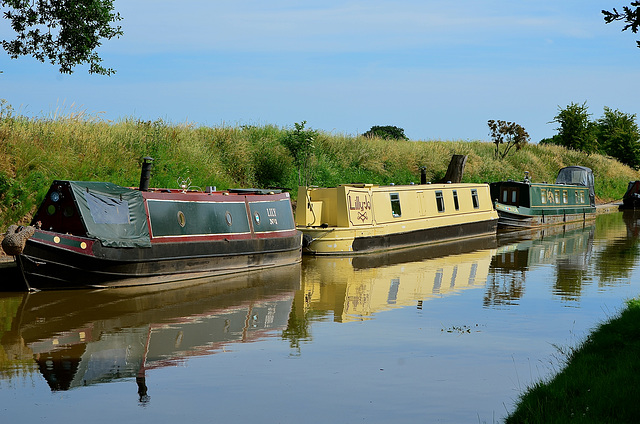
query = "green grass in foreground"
xmin=505 ymin=297 xmax=640 ymax=423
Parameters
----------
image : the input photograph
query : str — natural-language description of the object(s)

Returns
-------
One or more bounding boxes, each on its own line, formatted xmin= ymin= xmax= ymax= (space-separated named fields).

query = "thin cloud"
xmin=111 ymin=1 xmax=595 ymax=54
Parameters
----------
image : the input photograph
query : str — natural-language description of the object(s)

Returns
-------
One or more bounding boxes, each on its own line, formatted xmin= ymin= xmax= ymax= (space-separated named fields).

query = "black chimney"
xmin=139 ymin=157 xmax=154 ymax=191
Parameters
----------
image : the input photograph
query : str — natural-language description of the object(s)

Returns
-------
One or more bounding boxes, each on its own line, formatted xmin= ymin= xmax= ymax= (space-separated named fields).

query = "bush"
xmin=362 ymin=125 xmax=409 ymax=141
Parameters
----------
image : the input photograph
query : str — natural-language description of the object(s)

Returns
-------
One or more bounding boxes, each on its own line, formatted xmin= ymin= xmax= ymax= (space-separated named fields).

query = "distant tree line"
xmin=362 ymin=126 xmax=409 ymax=141
xmin=540 ymin=102 xmax=640 ymax=169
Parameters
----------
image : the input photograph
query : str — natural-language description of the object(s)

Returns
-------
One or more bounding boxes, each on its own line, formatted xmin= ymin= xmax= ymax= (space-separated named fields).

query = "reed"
xmin=1 ymin=104 xmax=638 ymax=229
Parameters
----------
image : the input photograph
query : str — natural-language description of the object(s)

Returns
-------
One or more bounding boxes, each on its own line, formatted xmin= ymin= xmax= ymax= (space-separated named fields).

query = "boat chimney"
xmin=139 ymin=157 xmax=154 ymax=191
xmin=420 ymin=166 xmax=427 ymax=184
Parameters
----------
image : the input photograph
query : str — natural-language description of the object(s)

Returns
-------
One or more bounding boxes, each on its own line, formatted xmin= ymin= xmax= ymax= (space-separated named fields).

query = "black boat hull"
xmin=18 ymin=232 xmax=302 ymax=290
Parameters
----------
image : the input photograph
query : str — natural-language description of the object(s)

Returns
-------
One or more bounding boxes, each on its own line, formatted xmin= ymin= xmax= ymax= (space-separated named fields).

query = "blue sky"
xmin=2 ymin=1 xmax=640 ymax=142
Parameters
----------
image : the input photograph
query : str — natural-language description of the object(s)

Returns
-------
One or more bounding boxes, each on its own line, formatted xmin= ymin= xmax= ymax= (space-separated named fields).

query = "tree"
xmin=603 ymin=2 xmax=640 ymax=48
xmin=282 ymin=121 xmax=318 ymax=186
xmin=2 ymin=0 xmax=123 ymax=75
xmin=548 ymin=102 xmax=598 ymax=154
xmin=595 ymin=107 xmax=640 ymax=169
xmin=487 ymin=120 xmax=530 ymax=159
xmin=362 ymin=125 xmax=409 ymax=140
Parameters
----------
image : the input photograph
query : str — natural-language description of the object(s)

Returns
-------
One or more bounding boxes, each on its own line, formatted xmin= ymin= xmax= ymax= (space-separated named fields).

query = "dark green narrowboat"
xmin=489 ymin=166 xmax=596 ymax=229
xmin=2 ymin=168 xmax=302 ymax=290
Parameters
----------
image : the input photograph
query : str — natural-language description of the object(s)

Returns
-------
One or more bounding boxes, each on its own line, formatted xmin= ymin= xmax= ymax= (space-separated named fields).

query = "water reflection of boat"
xmin=492 ymin=221 xmax=595 ymax=271
xmin=623 ymin=209 xmax=640 ymax=237
xmin=297 ymin=236 xmax=497 ymax=322
xmin=0 ymin=264 xmax=300 ymax=398
xmin=485 ymin=222 xmax=596 ymax=306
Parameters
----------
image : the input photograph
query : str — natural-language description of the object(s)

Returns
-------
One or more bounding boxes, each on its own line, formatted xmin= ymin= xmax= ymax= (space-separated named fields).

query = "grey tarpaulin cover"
xmin=555 ymin=166 xmax=594 ymax=196
xmin=69 ymin=181 xmax=151 ymax=248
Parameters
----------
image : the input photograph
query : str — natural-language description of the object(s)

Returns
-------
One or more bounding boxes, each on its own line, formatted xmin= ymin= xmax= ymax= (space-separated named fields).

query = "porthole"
xmin=225 ymin=211 xmax=233 ymax=226
xmin=254 ymin=211 xmax=261 ymax=225
xmin=177 ymin=211 xmax=186 ymax=227
xmin=47 ymin=204 xmax=56 ymax=215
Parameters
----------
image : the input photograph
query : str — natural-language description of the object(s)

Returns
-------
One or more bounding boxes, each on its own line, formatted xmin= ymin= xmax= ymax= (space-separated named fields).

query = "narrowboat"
xmin=295 ymin=181 xmax=498 ymax=255
xmin=622 ymin=181 xmax=640 ymax=209
xmin=489 ymin=166 xmax=596 ymax=229
xmin=1 ymin=160 xmax=302 ymax=291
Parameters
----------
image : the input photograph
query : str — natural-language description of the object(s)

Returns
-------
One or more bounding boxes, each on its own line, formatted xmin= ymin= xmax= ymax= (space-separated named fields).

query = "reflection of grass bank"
xmin=506 ymin=297 xmax=640 ymax=423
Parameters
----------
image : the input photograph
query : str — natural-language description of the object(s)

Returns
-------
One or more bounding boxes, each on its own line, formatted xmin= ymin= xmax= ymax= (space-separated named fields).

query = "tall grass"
xmin=1 ymin=100 xmax=638 ymax=229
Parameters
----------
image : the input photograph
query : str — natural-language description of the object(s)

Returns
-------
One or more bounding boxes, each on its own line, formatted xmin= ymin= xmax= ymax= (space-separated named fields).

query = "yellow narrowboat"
xmin=295 ymin=182 xmax=498 ymax=255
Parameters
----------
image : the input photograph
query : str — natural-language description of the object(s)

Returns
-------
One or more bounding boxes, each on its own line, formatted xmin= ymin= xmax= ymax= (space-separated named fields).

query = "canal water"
xmin=1 ymin=211 xmax=639 ymax=423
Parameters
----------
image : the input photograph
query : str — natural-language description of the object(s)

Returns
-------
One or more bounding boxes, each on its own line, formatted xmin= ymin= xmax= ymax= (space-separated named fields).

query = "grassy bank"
xmin=505 ymin=297 xmax=640 ymax=423
xmin=1 ymin=102 xmax=639 ymax=229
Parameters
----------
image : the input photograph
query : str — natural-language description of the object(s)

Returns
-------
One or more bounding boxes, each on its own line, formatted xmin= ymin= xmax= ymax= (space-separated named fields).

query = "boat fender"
xmin=302 ymin=234 xmax=313 ymax=248
xmin=1 ymin=225 xmax=36 ymax=256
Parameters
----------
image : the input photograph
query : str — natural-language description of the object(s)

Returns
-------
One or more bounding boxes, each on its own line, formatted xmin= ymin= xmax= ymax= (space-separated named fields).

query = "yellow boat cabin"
xmin=296 ymin=182 xmax=498 ymax=255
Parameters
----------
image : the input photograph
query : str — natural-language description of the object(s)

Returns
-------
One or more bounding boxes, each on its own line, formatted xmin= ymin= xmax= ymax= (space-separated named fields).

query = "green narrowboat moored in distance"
xmin=489 ymin=166 xmax=596 ymax=229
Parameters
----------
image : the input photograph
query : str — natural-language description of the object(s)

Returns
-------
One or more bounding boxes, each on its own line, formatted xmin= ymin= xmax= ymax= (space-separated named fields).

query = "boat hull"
xmin=494 ymin=203 xmax=595 ymax=229
xmin=622 ymin=181 xmax=640 ymax=209
xmin=301 ymin=217 xmax=497 ymax=255
xmin=18 ymin=230 xmax=302 ymax=290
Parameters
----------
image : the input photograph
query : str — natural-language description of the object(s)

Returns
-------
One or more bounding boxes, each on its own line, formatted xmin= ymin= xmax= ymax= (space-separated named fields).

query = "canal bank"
xmin=596 ymin=202 xmax=623 ymax=214
xmin=505 ymin=296 xmax=640 ymax=423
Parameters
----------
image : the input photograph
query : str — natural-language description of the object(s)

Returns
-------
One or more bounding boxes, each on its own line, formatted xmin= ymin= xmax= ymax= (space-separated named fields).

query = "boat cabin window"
xmin=436 ymin=191 xmax=445 ymax=213
xmin=471 ymin=189 xmax=479 ymax=209
xmin=541 ymin=191 xmax=547 ymax=204
xmin=579 ymin=191 xmax=585 ymax=203
xmin=390 ymin=193 xmax=402 ymax=217
xmin=501 ymin=188 xmax=518 ymax=205
xmin=562 ymin=190 xmax=568 ymax=204
xmin=554 ymin=190 xmax=560 ymax=203
xmin=452 ymin=190 xmax=460 ymax=210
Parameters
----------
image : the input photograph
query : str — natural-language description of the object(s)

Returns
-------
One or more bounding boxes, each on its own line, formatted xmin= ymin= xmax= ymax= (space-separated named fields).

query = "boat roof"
xmin=68 ymin=181 xmax=151 ymax=248
xmin=555 ymin=166 xmax=594 ymax=197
